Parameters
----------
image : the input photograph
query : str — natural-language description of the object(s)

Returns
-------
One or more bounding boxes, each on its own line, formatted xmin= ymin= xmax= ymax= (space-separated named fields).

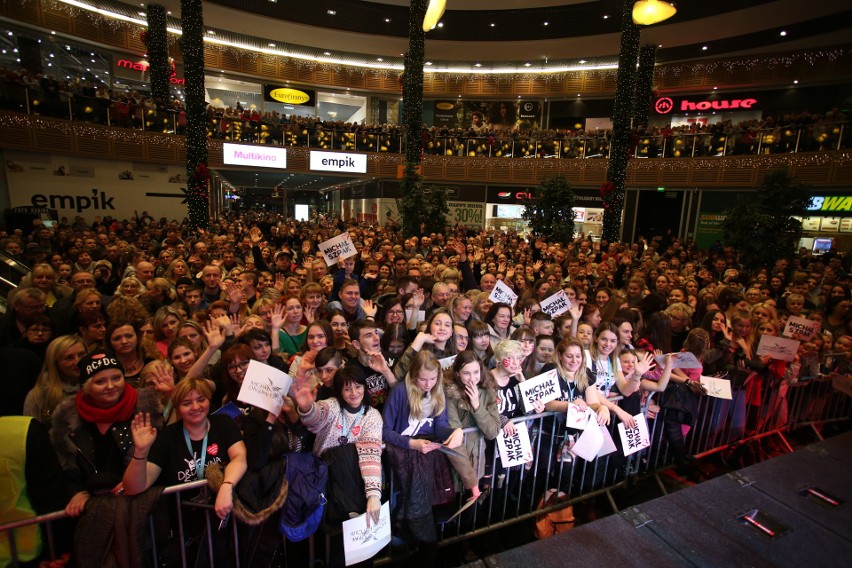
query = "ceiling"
xmin=140 ymin=0 xmax=852 ymax=67
xmin=216 ymin=169 xmax=362 ymax=192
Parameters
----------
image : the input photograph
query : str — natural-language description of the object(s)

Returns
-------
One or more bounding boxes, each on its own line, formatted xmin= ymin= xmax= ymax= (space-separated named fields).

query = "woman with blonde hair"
xmin=23 ymin=335 xmax=87 ymax=428
xmin=163 ymin=258 xmax=191 ymax=287
xmin=15 ymin=263 xmax=72 ymax=307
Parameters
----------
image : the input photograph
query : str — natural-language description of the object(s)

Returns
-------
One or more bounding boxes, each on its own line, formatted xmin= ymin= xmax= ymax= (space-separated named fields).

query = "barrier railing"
xmin=2 ymin=83 xmax=849 ymax=157
xmin=2 ymin=368 xmax=849 ymax=567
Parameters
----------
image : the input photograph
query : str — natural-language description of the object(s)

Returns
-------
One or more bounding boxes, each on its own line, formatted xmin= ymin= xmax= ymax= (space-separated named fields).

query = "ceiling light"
xmin=793 ymin=80 xmax=799 ymax=84
xmin=323 ymin=51 xmax=331 ymax=56
xmin=207 ymin=30 xmax=215 ymax=35
xmin=577 ymin=93 xmax=581 ymax=97
xmin=603 ymin=14 xmax=609 ymax=19
xmin=327 ymin=9 xmax=336 ymax=15
xmin=490 ymin=23 xmax=495 ymax=27
xmin=474 ymin=63 xmax=482 ymax=67
xmin=702 ymin=45 xmax=708 ymax=50
xmin=543 ymin=21 xmax=549 ymax=26
xmin=524 ymin=63 xmax=531 ymax=67
xmin=437 ymin=22 xmax=444 ymax=28
xmin=377 ymin=57 xmax=383 ymax=61
xmin=579 ymin=59 xmax=587 ymax=64
xmin=780 ymin=30 xmax=787 ymax=36
xmin=385 ymin=18 xmax=391 ymax=22
xmin=423 ymin=0 xmax=446 ymax=31
xmin=713 ymin=86 xmax=717 ymax=90
xmin=632 ymin=0 xmax=676 ymax=25
xmin=268 ymin=43 xmax=275 ymax=47
xmin=425 ymin=61 xmax=433 ymax=66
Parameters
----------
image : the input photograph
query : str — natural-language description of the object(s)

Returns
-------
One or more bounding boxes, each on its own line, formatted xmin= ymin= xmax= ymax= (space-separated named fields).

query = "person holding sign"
xmin=663 ymin=329 xmax=710 ymax=466
xmin=393 ymin=310 xmax=457 ymax=382
xmin=444 ymin=351 xmax=501 ymax=502
xmin=382 ymin=351 xmax=463 ymax=554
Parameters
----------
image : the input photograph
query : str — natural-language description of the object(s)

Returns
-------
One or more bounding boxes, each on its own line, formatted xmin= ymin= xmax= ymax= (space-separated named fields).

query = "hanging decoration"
xmin=146 ymin=4 xmax=170 ymax=103
xmin=633 ymin=44 xmax=657 ymax=128
xmin=180 ymin=0 xmax=209 ymax=229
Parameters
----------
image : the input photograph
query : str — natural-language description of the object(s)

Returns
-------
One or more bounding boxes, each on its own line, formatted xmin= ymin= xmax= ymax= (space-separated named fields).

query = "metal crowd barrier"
xmin=3 ymin=370 xmax=849 ymax=567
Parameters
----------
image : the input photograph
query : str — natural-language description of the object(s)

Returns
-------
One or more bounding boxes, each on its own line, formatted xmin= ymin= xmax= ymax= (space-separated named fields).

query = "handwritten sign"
xmin=517 ymin=369 xmax=561 ymax=410
xmin=699 ymin=375 xmax=732 ymax=400
xmin=488 ymin=279 xmax=518 ymax=308
xmin=654 ymin=352 xmax=702 ymax=369
xmin=598 ymin=424 xmax=617 ymax=457
xmin=237 ymin=360 xmax=293 ymax=415
xmin=342 ymin=501 xmax=391 ymax=566
xmin=756 ymin=334 xmax=800 ymax=362
xmin=566 ymin=404 xmax=594 ymax=430
xmin=318 ymin=232 xmax=358 ymax=266
xmin=783 ymin=316 xmax=820 ymax=341
xmin=540 ymin=290 xmax=571 ymax=317
xmin=438 ymin=355 xmax=457 ymax=370
xmin=617 ymin=413 xmax=651 ymax=456
xmin=496 ymin=421 xmax=533 ymax=468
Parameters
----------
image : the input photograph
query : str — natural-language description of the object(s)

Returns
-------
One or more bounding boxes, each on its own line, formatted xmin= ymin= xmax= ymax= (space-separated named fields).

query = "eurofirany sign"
xmin=223 ymin=144 xmax=287 ymax=168
xmin=653 ymin=96 xmax=758 ymax=115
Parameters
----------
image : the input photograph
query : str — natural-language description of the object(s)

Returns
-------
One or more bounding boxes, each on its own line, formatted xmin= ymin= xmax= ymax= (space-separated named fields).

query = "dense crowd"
xmin=0 ymin=208 xmax=850 ymax=565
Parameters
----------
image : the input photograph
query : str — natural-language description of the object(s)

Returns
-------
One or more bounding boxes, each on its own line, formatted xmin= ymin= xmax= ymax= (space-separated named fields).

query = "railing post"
xmin=837 ymin=124 xmax=844 ymax=150
xmin=757 ymin=133 xmax=763 ymax=155
xmin=795 ymin=128 xmax=801 ymax=153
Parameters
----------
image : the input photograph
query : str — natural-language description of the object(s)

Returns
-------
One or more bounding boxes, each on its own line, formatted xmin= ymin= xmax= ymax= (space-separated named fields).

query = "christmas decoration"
xmin=633 ymin=44 xmax=657 ymax=128
xmin=180 ymin=0 xmax=209 ymax=229
xmin=146 ymin=4 xmax=170 ymax=103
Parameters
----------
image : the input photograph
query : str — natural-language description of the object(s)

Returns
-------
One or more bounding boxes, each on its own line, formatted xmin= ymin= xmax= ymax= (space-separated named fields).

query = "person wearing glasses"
xmin=0 ymin=287 xmax=48 ymax=345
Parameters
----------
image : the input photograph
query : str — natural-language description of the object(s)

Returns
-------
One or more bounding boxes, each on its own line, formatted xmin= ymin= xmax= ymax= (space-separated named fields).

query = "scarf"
xmin=76 ymin=384 xmax=139 ymax=424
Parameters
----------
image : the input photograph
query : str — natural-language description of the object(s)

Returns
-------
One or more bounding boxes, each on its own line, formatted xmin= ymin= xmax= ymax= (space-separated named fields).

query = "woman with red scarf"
xmin=50 ymin=350 xmax=161 ymax=516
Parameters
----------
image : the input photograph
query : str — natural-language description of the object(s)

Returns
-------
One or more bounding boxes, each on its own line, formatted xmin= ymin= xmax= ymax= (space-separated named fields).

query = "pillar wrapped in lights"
xmin=180 ymin=0 xmax=208 ymax=229
xmin=633 ymin=43 xmax=657 ymax=128
xmin=602 ymin=0 xmax=640 ymax=242
xmin=146 ymin=4 xmax=170 ymax=103
xmin=399 ymin=0 xmax=428 ymax=236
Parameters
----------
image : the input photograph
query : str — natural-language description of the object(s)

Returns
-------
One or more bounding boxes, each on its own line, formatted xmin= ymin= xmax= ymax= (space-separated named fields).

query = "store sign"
xmin=263 ymin=85 xmax=316 ymax=106
xmin=808 ymin=196 xmax=852 ymax=213
xmin=653 ymin=96 xmax=758 ymax=114
xmin=223 ymin=143 xmax=287 ymax=168
xmin=310 ymin=151 xmax=367 ymax=174
xmin=115 ymin=59 xmax=185 ymax=84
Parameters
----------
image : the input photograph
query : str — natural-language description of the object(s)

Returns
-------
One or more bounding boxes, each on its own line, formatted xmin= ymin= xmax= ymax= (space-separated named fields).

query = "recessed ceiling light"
xmin=327 ymin=9 xmax=336 ymax=15
xmin=543 ymin=21 xmax=549 ymax=26
xmin=268 ymin=43 xmax=275 ymax=47
xmin=524 ymin=62 xmax=531 ymax=67
xmin=385 ymin=18 xmax=391 ymax=23
xmin=713 ymin=86 xmax=717 ymax=90
xmin=780 ymin=30 xmax=787 ymax=36
xmin=437 ymin=22 xmax=443 ymax=27
xmin=577 ymin=94 xmax=581 ymax=97
xmin=702 ymin=45 xmax=708 ymax=50
xmin=474 ymin=63 xmax=482 ymax=67
xmin=793 ymin=80 xmax=799 ymax=84
xmin=207 ymin=30 xmax=215 ymax=35
xmin=603 ymin=14 xmax=609 ymax=19
xmin=579 ymin=59 xmax=587 ymax=64
xmin=658 ymin=44 xmax=662 ymax=48
xmin=490 ymin=23 xmax=496 ymax=27
xmin=377 ymin=57 xmax=383 ymax=61
xmin=138 ymin=11 xmax=145 ymax=16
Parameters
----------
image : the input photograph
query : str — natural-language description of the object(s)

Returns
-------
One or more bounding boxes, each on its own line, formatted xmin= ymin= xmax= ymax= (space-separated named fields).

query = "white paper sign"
xmin=488 ymin=279 xmax=518 ymax=308
xmin=237 ymin=360 xmax=293 ymax=415
xmin=496 ymin=421 xmax=533 ymax=467
xmin=571 ymin=420 xmax=603 ymax=461
xmin=318 ymin=232 xmax=358 ymax=266
xmin=617 ymin=413 xmax=651 ymax=456
xmin=598 ymin=424 xmax=618 ymax=457
xmin=517 ymin=369 xmax=561 ymax=410
xmin=654 ymin=352 xmax=702 ymax=369
xmin=756 ymin=334 xmax=800 ymax=362
xmin=566 ymin=404 xmax=594 ymax=430
xmin=438 ymin=355 xmax=457 ymax=370
xmin=342 ymin=501 xmax=391 ymax=566
xmin=699 ymin=375 xmax=733 ymax=400
xmin=540 ymin=290 xmax=571 ymax=317
xmin=783 ymin=316 xmax=820 ymax=341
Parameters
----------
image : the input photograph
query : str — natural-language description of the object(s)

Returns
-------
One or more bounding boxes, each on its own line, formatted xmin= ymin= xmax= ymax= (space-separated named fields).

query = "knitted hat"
xmin=79 ymin=350 xmax=123 ymax=383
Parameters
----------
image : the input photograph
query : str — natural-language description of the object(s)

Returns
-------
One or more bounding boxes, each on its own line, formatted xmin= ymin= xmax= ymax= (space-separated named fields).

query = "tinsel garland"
xmin=180 ymin=0 xmax=209 ymax=229
xmin=633 ymin=44 xmax=657 ymax=128
xmin=602 ymin=0 xmax=640 ymax=243
xmin=146 ymin=4 xmax=170 ymax=103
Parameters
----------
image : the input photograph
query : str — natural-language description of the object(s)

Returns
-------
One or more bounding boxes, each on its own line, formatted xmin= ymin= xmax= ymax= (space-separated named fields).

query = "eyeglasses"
xmin=456 ymin=335 xmax=469 ymax=342
xmin=27 ymin=327 xmax=51 ymax=335
xmin=387 ymin=309 xmax=404 ymax=316
xmin=227 ymin=360 xmax=250 ymax=372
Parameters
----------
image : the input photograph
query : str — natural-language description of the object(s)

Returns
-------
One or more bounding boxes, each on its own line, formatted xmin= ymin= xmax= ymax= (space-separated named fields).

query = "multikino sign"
xmin=223 ymin=144 xmax=287 ymax=168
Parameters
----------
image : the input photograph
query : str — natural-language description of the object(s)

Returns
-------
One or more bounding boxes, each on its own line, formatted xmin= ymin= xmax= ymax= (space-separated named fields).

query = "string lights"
xmin=180 ymin=0 xmax=208 ymax=229
xmin=633 ymin=44 xmax=657 ymax=127
xmin=146 ymin=4 xmax=170 ymax=103
xmin=603 ymin=0 xmax=640 ymax=243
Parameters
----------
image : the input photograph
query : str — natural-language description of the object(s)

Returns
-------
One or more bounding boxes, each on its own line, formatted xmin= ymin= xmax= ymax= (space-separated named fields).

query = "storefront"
xmin=484 ymin=187 xmax=606 ymax=236
xmin=798 ymin=193 xmax=852 ymax=253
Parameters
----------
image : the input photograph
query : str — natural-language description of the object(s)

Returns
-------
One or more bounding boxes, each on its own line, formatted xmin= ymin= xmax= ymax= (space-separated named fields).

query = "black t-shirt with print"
xmin=147 ymin=414 xmax=243 ymax=487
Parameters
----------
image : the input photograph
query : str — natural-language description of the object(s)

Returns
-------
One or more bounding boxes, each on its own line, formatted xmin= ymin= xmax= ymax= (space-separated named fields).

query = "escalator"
xmin=0 ymin=249 xmax=31 ymax=314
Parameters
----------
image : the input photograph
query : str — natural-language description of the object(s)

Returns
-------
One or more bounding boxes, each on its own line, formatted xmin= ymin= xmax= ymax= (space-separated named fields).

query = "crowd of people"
xmin=2 ymin=67 xmax=848 ymax=158
xmin=0 ymin=209 xmax=850 ymax=566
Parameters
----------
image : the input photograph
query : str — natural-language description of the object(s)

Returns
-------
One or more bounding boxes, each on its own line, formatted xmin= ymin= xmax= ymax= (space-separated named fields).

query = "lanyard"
xmin=340 ymin=407 xmax=364 ymax=441
xmin=183 ymin=424 xmax=209 ymax=480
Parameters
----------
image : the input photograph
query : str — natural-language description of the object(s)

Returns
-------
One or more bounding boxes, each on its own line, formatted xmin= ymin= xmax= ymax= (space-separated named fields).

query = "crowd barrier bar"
xmin=2 ymin=370 xmax=849 ymax=567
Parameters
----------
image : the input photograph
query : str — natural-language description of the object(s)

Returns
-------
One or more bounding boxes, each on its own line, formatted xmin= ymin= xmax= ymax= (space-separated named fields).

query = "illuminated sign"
xmin=115 ymin=59 xmax=185 ymax=85
xmin=263 ymin=85 xmax=316 ymax=106
xmin=310 ymin=151 xmax=367 ymax=174
xmin=223 ymin=143 xmax=287 ymax=168
xmin=653 ymin=96 xmax=758 ymax=114
xmin=808 ymin=196 xmax=852 ymax=213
